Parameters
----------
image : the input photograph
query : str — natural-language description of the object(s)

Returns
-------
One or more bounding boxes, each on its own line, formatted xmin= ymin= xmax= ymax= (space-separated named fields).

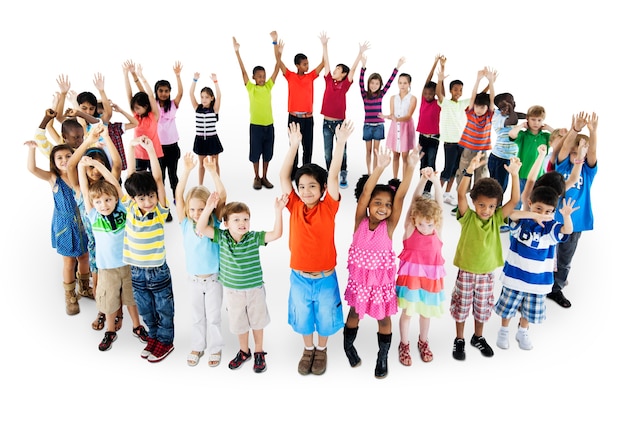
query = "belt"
xmin=289 ymin=112 xmax=313 ymax=118
xmin=294 ymin=268 xmax=335 ymax=279
xmin=420 ymin=133 xmax=440 ymax=139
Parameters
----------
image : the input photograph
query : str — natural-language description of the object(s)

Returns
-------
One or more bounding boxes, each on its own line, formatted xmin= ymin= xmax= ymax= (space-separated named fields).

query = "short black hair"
xmin=529 ymin=185 xmax=560 ymax=208
xmin=124 ymin=171 xmax=157 ymax=198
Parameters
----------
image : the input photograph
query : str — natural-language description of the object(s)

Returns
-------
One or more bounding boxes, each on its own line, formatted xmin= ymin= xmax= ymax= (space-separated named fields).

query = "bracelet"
xmin=462 ymin=169 xmax=473 ymax=177
xmin=272 ymin=41 xmax=277 ymax=45
xmin=574 ymin=159 xmax=585 ymax=164
xmin=134 ymin=79 xmax=139 ymax=82
xmin=213 ymin=80 xmax=218 ymax=83
xmin=573 ymin=127 xmax=581 ymax=132
xmin=193 ymin=78 xmax=198 ymax=82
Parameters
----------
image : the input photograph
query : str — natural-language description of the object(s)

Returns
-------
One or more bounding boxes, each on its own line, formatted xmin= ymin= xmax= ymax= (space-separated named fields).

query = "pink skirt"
xmin=386 ymin=119 xmax=416 ymax=153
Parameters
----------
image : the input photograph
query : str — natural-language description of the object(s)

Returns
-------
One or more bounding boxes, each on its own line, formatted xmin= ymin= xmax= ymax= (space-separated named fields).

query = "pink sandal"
xmin=418 ymin=338 xmax=433 ymax=362
xmin=398 ymin=341 xmax=412 ymax=366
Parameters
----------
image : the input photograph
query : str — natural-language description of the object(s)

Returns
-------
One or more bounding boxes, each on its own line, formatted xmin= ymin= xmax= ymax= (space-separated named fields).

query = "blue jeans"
xmin=516 ymin=178 xmax=528 ymax=209
xmin=131 ymin=262 xmax=175 ymax=344
xmin=553 ymin=232 xmax=582 ymax=293
xmin=323 ymin=119 xmax=347 ymax=171
xmin=419 ymin=134 xmax=440 ymax=192
xmin=288 ymin=115 xmax=314 ymax=177
xmin=488 ymin=153 xmax=510 ymax=193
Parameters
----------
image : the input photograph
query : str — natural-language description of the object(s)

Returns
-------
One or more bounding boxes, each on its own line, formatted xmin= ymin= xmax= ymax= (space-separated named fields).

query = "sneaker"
xmin=450 ymin=206 xmax=458 ymax=216
xmin=132 ymin=325 xmax=149 ymax=343
xmin=166 ymin=212 xmax=173 ymax=222
xmin=98 ymin=331 xmax=117 ymax=351
xmin=444 ymin=193 xmax=457 ymax=205
xmin=496 ymin=327 xmax=510 ymax=350
xmin=147 ymin=341 xmax=175 ymax=363
xmin=422 ymin=191 xmax=432 ymax=200
xmin=253 ymin=177 xmax=262 ymax=190
xmin=515 ymin=328 xmax=533 ymax=350
xmin=311 ymin=347 xmax=327 ymax=375
xmin=339 ymin=170 xmax=348 ymax=189
xmin=253 ymin=351 xmax=267 ymax=373
xmin=470 ymin=334 xmax=494 ymax=357
xmin=228 ymin=349 xmax=252 ymax=369
xmin=261 ymin=177 xmax=274 ymax=189
xmin=500 ymin=225 xmax=511 ymax=233
xmin=452 ymin=338 xmax=466 ymax=361
xmin=298 ymin=348 xmax=315 ymax=375
xmin=546 ymin=290 xmax=571 ymax=308
xmin=141 ymin=337 xmax=157 ymax=359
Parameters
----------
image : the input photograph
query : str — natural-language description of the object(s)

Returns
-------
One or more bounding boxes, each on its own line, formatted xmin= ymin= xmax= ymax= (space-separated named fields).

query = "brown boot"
xmin=76 ymin=272 xmax=94 ymax=299
xmin=63 ymin=282 xmax=80 ymax=315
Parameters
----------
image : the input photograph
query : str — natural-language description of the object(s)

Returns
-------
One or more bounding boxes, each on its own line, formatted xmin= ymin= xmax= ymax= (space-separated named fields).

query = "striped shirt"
xmin=122 ymin=197 xmax=169 ymax=267
xmin=359 ymin=67 xmax=398 ymax=124
xmin=459 ymin=108 xmax=494 ymax=151
xmin=501 ymin=219 xmax=569 ymax=294
xmin=195 ymin=106 xmax=218 ymax=137
xmin=213 ymin=228 xmax=266 ymax=290
xmin=438 ymin=97 xmax=471 ymax=142
xmin=491 ymin=110 xmax=517 ymax=159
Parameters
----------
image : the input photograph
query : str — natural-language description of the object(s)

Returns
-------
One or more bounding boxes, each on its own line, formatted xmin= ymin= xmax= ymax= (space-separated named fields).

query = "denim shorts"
xmin=288 ymin=269 xmax=344 ymax=336
xmin=363 ymin=123 xmax=385 ymax=141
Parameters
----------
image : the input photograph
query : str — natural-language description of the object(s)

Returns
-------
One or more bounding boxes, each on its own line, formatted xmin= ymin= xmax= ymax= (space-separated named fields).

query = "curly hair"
xmin=470 ymin=178 xmax=503 ymax=206
xmin=353 ymin=174 xmax=399 ymax=203
xmin=410 ymin=196 xmax=443 ymax=229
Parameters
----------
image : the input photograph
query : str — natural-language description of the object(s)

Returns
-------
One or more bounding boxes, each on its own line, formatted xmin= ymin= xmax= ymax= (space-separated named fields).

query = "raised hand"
xmin=173 ymin=61 xmax=182 ymax=75
xmin=288 ymin=122 xmax=302 ymax=147
xmin=375 ymin=146 xmax=392 ymax=169
xmin=93 ymin=73 xmax=105 ymax=91
xmin=336 ymin=119 xmax=355 ymax=141
xmin=233 ymin=36 xmax=240 ymax=51
xmin=57 ymin=74 xmax=71 ymax=93
xmin=182 ymin=152 xmax=197 ymax=171
xmin=504 ymin=156 xmax=522 ymax=176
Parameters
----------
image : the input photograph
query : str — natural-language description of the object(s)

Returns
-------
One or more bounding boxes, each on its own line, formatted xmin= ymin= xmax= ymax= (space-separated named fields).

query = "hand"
xmin=335 ymin=119 xmax=355 ymax=141
xmin=193 ymin=72 xmax=200 ymax=81
xmin=203 ymin=156 xmax=217 ymax=173
xmin=211 ymin=73 xmax=218 ymax=83
xmin=319 ymin=31 xmax=329 ymax=45
xmin=275 ymin=193 xmax=289 ymax=211
xmin=559 ymin=197 xmax=579 ymax=218
xmin=79 ymin=155 xmax=99 ymax=168
xmin=534 ymin=212 xmax=555 ymax=228
xmin=359 ymin=41 xmax=371 ymax=55
xmin=173 ymin=61 xmax=182 ymax=75
xmin=436 ymin=66 xmax=448 ymax=82
xmin=277 ymin=39 xmax=284 ymax=55
xmin=572 ymin=112 xmax=587 ymax=132
xmin=439 ymin=55 xmax=446 ymax=67
xmin=406 ymin=148 xmax=421 ymax=170
xmin=182 ymin=152 xmax=197 ymax=171
xmin=56 ymin=74 xmax=70 ymax=93
xmin=23 ymin=140 xmax=37 ymax=149
xmin=110 ymin=101 xmax=120 ymax=112
xmin=397 ymin=56 xmax=406 ymax=69
xmin=577 ymin=137 xmax=589 ymax=160
xmin=233 ymin=36 xmax=240 ymax=51
xmin=466 ymin=151 xmax=485 ymax=174
xmin=270 ymin=30 xmax=278 ymax=42
xmin=207 ymin=191 xmax=220 ymax=210
xmin=93 ymin=73 xmax=105 ymax=91
xmin=287 ymin=122 xmax=302 ymax=147
xmin=45 ymin=108 xmax=56 ymax=120
xmin=485 ymin=67 xmax=498 ymax=82
xmin=375 ymin=147 xmax=392 ymax=169
xmin=586 ymin=112 xmax=598 ymax=133
xmin=421 ymin=166 xmax=435 ymax=181
xmin=123 ymin=60 xmax=136 ymax=73
xmin=504 ymin=156 xmax=522 ymax=176
xmin=136 ymin=64 xmax=144 ymax=79
xmin=64 ymin=108 xmax=77 ymax=117
xmin=537 ymin=145 xmax=547 ymax=156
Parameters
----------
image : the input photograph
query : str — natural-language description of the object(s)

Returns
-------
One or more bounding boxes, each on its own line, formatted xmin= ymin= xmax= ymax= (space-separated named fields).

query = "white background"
xmin=1 ymin=1 xmax=622 ymax=427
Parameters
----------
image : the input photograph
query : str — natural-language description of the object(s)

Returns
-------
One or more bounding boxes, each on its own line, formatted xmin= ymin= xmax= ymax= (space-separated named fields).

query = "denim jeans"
xmin=488 ymin=153 xmax=511 ymax=193
xmin=288 ymin=115 xmax=314 ymax=176
xmin=552 ymin=232 xmax=582 ymax=293
xmin=323 ymin=119 xmax=347 ymax=171
xmin=131 ymin=262 xmax=175 ymax=344
xmin=441 ymin=143 xmax=463 ymax=181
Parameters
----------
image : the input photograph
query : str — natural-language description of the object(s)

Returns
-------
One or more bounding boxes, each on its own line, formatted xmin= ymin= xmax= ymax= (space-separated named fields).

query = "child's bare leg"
xmin=399 ymin=309 xmax=411 ymax=344
xmin=474 ymin=320 xmax=484 ymax=337
xmin=501 ymin=317 xmax=511 ymax=328
xmin=419 ymin=315 xmax=430 ymax=342
xmin=392 ymin=152 xmax=400 ymax=179
xmin=238 ymin=331 xmax=250 ymax=353
xmin=105 ymin=312 xmax=116 ymax=332
xmin=127 ymin=304 xmax=142 ymax=328
xmin=365 ymin=139 xmax=373 ymax=174
xmin=212 ymin=154 xmax=220 ymax=176
xmin=198 ymin=155 xmax=206 ymax=184
xmin=519 ymin=317 xmax=529 ymax=329
xmin=455 ymin=321 xmax=465 ymax=339
xmin=252 ymin=329 xmax=264 ymax=352
xmin=377 ymin=316 xmax=392 ymax=335
xmin=317 ymin=335 xmax=329 ymax=349
xmin=345 ymin=307 xmax=360 ymax=329
xmin=62 ymin=256 xmax=76 ymax=284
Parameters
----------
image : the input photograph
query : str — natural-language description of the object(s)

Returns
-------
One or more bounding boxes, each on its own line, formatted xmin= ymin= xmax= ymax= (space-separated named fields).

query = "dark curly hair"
xmin=354 ymin=174 xmax=400 ymax=202
xmin=470 ymin=177 xmax=503 ymax=206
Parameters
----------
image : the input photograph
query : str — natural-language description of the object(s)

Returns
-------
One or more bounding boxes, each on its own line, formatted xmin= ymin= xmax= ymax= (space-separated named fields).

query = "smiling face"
xmin=368 ymin=191 xmax=393 ymax=223
xmin=472 ymin=195 xmax=499 ymax=220
xmin=188 ymin=197 xmax=206 ymax=223
xmin=156 ymin=85 xmax=171 ymax=102
xmin=53 ymin=149 xmax=73 ymax=172
xmin=133 ymin=192 xmax=158 ymax=214
xmin=297 ymin=174 xmax=324 ymax=208
xmin=224 ymin=211 xmax=250 ymax=241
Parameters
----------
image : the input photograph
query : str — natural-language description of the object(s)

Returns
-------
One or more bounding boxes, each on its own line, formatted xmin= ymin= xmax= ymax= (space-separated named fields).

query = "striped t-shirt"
xmin=122 ymin=197 xmax=169 ymax=268
xmin=458 ymin=108 xmax=494 ymax=151
xmin=359 ymin=67 xmax=398 ymax=124
xmin=213 ymin=228 xmax=266 ymax=290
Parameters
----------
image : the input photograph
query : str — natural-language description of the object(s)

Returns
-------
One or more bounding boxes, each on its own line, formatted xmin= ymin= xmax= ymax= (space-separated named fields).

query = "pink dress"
xmin=345 ymin=218 xmax=398 ymax=320
xmin=387 ymin=92 xmax=416 ymax=153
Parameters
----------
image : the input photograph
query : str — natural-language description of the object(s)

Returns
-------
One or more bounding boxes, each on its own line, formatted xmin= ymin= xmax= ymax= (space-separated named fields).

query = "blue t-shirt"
xmin=88 ymin=201 xmax=126 ymax=269
xmin=181 ymin=216 xmax=220 ymax=275
xmin=554 ymin=158 xmax=597 ymax=232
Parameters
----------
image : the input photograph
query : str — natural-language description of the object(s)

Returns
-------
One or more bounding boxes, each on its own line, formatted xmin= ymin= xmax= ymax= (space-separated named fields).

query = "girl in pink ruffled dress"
xmin=343 ymin=147 xmax=419 ymax=379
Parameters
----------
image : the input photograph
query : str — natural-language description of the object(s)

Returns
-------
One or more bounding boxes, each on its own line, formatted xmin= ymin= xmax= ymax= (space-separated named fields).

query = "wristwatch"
xmin=462 ymin=169 xmax=473 ymax=177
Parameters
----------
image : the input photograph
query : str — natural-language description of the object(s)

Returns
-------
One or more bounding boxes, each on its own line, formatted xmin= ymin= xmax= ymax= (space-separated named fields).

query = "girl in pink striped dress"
xmin=343 ymin=147 xmax=419 ymax=379
xmin=396 ymin=167 xmax=446 ymax=365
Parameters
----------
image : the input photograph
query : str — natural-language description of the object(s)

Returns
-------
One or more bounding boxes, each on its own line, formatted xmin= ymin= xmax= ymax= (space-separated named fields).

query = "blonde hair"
xmin=410 ymin=196 xmax=443 ymax=229
xmin=527 ymin=105 xmax=546 ymax=119
xmin=184 ymin=185 xmax=211 ymax=222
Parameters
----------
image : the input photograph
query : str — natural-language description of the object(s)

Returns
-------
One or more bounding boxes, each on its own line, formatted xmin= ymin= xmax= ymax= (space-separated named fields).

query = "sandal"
xmin=91 ymin=312 xmax=105 ymax=331
xmin=418 ymin=338 xmax=434 ymax=363
xmin=398 ymin=341 xmax=412 ymax=366
xmin=187 ymin=351 xmax=204 ymax=367
xmin=114 ymin=309 xmax=123 ymax=332
xmin=208 ymin=351 xmax=222 ymax=367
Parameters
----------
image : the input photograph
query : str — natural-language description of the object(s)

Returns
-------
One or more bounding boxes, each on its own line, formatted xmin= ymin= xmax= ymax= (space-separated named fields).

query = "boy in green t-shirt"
xmin=450 ymin=152 xmax=521 ymax=360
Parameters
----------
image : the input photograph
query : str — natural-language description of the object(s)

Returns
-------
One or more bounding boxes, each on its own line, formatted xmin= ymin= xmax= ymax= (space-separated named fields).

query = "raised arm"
xmin=485 ymin=67 xmax=497 ymax=111
xmin=67 ymin=123 xmax=104 ymax=188
xmin=203 ymin=156 xmax=226 ymax=218
xmin=189 ymin=72 xmax=200 ymax=110
xmin=264 ymin=194 xmax=288 ymax=243
xmin=195 ymin=191 xmax=220 ymax=239
xmin=355 ymin=147 xmax=392 ymax=229
xmin=172 ymin=61 xmax=184 ymax=107
xmin=521 ymin=145 xmax=548 ymax=210
xmin=435 ymin=56 xmax=447 ymax=100
xmin=270 ymin=40 xmax=282 ymax=83
xmin=136 ymin=64 xmax=159 ymax=122
xmin=501 ymin=157 xmax=522 ymax=218
xmin=233 ymin=37 xmax=250 ymax=85
xmin=557 ymin=112 xmax=587 ymax=163
xmin=211 ymin=74 xmax=221 ymax=113
xmin=347 ymin=41 xmax=370 ymax=82
xmin=54 ymin=75 xmax=70 ymax=123
xmin=585 ymin=112 xmax=598 ymax=167
xmin=457 ymin=151 xmax=486 ymax=217
xmin=25 ymin=140 xmax=54 ymax=183
xmin=111 ymin=101 xmax=139 ymax=131
xmin=425 ymin=54 xmax=441 ymax=87
xmin=175 ymin=153 xmax=196 ymax=221
xmin=388 ymin=149 xmax=419 ymax=235
xmin=280 ymin=122 xmax=301 ymax=193
xmin=327 ymin=120 xmax=354 ymax=200
xmin=122 ymin=60 xmax=138 ymax=106
xmin=320 ymin=31 xmax=330 ymax=76
xmin=271 ymin=31 xmax=287 ymax=74
xmin=36 ymin=108 xmax=57 ymax=157
xmin=468 ymin=68 xmax=486 ymax=110
xmin=93 ymin=72 xmax=113 ymax=124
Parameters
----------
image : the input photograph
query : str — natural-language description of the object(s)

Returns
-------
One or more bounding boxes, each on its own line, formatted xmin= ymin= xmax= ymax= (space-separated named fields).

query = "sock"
xmin=500 ymin=326 xmax=509 ymax=333
xmin=316 ymin=346 xmax=326 ymax=351
xmin=305 ymin=346 xmax=314 ymax=351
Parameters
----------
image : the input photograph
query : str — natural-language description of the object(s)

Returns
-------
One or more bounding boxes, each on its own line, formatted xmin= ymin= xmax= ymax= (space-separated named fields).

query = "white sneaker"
xmin=422 ymin=191 xmax=432 ymax=200
xmin=515 ymin=328 xmax=533 ymax=350
xmin=444 ymin=193 xmax=457 ymax=205
xmin=496 ymin=327 xmax=509 ymax=349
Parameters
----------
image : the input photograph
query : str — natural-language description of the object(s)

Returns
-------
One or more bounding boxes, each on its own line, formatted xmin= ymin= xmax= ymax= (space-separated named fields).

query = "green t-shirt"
xmin=453 ymin=208 xmax=506 ymax=273
xmin=247 ymin=79 xmax=274 ymax=126
xmin=213 ymin=228 xmax=266 ymax=289
xmin=515 ymin=129 xmax=550 ymax=179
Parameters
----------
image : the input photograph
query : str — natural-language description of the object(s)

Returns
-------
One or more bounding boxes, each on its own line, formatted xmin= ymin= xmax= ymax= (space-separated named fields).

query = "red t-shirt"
xmin=284 ymin=69 xmax=318 ymax=113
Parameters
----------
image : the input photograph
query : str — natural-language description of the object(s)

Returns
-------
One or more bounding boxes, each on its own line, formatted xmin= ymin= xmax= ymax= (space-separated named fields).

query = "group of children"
xmin=25 ymin=33 xmax=598 ymax=377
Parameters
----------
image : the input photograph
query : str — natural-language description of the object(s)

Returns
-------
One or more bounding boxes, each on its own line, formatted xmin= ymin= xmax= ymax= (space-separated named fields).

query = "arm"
xmin=585 ymin=112 xmax=598 ymax=167
xmin=271 ymin=31 xmax=287 ymax=74
xmin=508 ymin=121 xmax=527 ymax=140
xmin=425 ymin=54 xmax=441 ymax=87
xmin=557 ymin=112 xmax=587 ymax=163
xmin=77 ymin=157 xmax=94 ymax=213
xmin=521 ymin=145 xmax=547 ymax=210
xmin=565 ymin=137 xmax=589 ymax=190
xmin=54 ymin=75 xmax=70 ymax=123
xmin=175 ymin=153 xmax=196 ymax=222
xmin=233 ymin=37 xmax=249 ymax=85
xmin=387 ymin=149 xmax=419 ymax=235
xmin=36 ymin=108 xmax=57 ymax=157
xmin=195 ymin=192 xmax=220 ymax=239
xmin=102 ymin=125 xmax=122 ymax=180
xmin=264 ymin=194 xmax=288 ymax=243
xmin=93 ymin=72 xmax=113 ymax=124
xmin=485 ymin=67 xmax=497 ymax=111
xmin=211 ymin=74 xmax=221 ymax=113
xmin=189 ymin=73 xmax=200 ymax=110
xmin=203 ymin=156 xmax=226 ymax=218
xmin=468 ymin=68 xmax=485 ymax=110
xmin=142 ymin=137 xmax=166 ymax=206
xmin=327 ymin=120 xmax=354 ymax=200
xmin=558 ymin=197 xmax=578 ymax=235
xmin=320 ymin=31 xmax=330 ymax=76
xmin=67 ymin=124 xmax=104 ymax=188
xmin=457 ymin=152 xmax=486 ymax=217
xmin=136 ymin=64 xmax=159 ymax=121
xmin=25 ymin=140 xmax=54 ymax=183
xmin=508 ymin=210 xmax=554 ymax=225
xmin=172 ymin=61 xmax=184 ymax=108
xmin=270 ymin=40 xmax=282 ymax=83
xmin=402 ymin=167 xmax=430 ymax=234
xmin=501 ymin=157 xmax=522 ymax=218
xmin=354 ymin=147 xmax=392 ymax=229
xmin=122 ymin=60 xmax=137 ymax=106
xmin=279 ymin=122 xmax=301 ymax=194
xmin=395 ymin=96 xmax=418 ymax=122
xmin=347 ymin=41 xmax=370 ymax=82
xmin=111 ymin=102 xmax=138 ymax=131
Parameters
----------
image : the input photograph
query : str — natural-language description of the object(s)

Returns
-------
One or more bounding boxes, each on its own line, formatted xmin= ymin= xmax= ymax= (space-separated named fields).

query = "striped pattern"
xmin=195 ymin=106 xmax=218 ymax=137
xmin=359 ymin=67 xmax=398 ymax=124
xmin=123 ymin=199 xmax=168 ymax=267
xmin=214 ymin=228 xmax=266 ymax=290
xmin=459 ymin=108 xmax=494 ymax=151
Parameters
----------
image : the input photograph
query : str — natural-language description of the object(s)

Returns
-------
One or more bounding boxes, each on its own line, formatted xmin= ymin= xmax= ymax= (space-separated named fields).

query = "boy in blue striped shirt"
xmin=493 ymin=186 xmax=576 ymax=350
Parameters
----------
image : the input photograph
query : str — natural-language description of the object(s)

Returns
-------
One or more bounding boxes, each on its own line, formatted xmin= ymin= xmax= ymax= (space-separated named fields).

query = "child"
xmin=381 ymin=73 xmax=417 ymax=180
xmin=98 ymin=100 xmax=138 ymax=171
xmin=77 ymin=156 xmax=149 ymax=351
xmin=359 ymin=55 xmax=405 ymax=174
xmin=123 ymin=136 xmax=174 ymax=363
xmin=454 ymin=67 xmax=497 ymax=187
xmin=175 ymin=154 xmax=226 ymax=367
xmin=190 ymin=72 xmax=223 ymax=183
xmin=343 ymin=147 xmax=419 ymax=379
xmin=508 ymin=105 xmax=554 ymax=206
xmin=196 ymin=192 xmax=288 ymax=373
xmin=272 ymin=30 xmax=325 ymax=178
xmin=35 ymin=106 xmax=86 ymax=158
xmin=279 ymin=120 xmax=354 ymax=376
xmin=548 ymin=112 xmax=598 ymax=308
xmin=25 ymin=139 xmax=88 ymax=315
xmin=416 ymin=55 xmax=443 ymax=196
xmin=319 ymin=34 xmax=369 ymax=188
xmin=450 ymin=151 xmax=521 ymax=360
xmin=488 ymin=92 xmax=526 ymax=193
xmin=494 ymin=187 xmax=576 ymax=351
xmin=155 ymin=61 xmax=184 ymax=198
xmin=123 ymin=60 xmax=164 ymax=172
xmin=396 ymin=166 xmax=446 ymax=365
xmin=233 ymin=35 xmax=281 ymax=190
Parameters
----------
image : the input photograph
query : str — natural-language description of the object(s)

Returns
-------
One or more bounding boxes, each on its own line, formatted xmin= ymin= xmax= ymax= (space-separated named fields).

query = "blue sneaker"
xmin=339 ymin=170 xmax=348 ymax=189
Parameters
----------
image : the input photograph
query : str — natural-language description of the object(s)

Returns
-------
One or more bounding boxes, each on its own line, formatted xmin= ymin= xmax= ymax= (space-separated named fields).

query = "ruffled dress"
xmin=395 ymin=229 xmax=446 ymax=317
xmin=345 ymin=218 xmax=398 ymax=320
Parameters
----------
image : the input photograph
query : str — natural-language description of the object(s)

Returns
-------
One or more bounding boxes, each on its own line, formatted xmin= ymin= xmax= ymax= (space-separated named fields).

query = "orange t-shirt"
xmin=284 ymin=69 xmax=318 ymax=113
xmin=134 ymin=111 xmax=164 ymax=159
xmin=286 ymin=189 xmax=339 ymax=271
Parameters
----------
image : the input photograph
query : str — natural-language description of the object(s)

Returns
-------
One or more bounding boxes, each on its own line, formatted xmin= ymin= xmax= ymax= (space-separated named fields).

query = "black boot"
xmin=375 ymin=332 xmax=392 ymax=379
xmin=343 ymin=326 xmax=361 ymax=367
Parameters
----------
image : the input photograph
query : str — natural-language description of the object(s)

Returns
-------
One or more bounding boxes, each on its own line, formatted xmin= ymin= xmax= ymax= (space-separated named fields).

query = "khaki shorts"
xmin=96 ymin=265 xmax=135 ymax=315
xmin=224 ymin=286 xmax=270 ymax=335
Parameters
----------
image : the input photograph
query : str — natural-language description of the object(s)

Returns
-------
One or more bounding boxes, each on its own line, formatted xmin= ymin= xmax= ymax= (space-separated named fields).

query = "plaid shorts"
xmin=449 ymin=270 xmax=494 ymax=323
xmin=494 ymin=286 xmax=546 ymax=324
